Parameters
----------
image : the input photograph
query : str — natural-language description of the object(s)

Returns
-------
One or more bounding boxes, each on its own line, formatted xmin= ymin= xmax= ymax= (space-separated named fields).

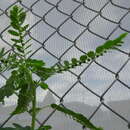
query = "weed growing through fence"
xmin=0 ymin=5 xmax=128 ymax=130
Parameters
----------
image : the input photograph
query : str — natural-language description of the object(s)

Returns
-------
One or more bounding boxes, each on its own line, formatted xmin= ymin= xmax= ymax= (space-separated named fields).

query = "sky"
xmin=0 ymin=0 xmax=130 ymax=107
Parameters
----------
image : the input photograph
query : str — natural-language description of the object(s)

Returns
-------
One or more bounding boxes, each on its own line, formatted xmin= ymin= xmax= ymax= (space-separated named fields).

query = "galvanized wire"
xmin=0 ymin=0 xmax=130 ymax=129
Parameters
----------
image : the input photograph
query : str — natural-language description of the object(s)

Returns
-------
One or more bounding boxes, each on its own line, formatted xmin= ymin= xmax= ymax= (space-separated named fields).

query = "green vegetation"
xmin=0 ymin=5 xmax=128 ymax=130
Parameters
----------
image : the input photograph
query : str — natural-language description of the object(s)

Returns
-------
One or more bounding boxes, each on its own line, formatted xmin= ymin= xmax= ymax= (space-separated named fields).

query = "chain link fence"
xmin=0 ymin=0 xmax=130 ymax=129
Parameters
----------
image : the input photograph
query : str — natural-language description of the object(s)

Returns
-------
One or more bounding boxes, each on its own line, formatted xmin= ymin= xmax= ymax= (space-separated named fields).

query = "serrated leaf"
xmin=99 ymin=33 xmax=128 ymax=52
xmin=112 ymin=33 xmax=128 ymax=44
xmin=51 ymin=104 xmax=103 ymax=130
xmin=8 ymin=30 xmax=19 ymax=36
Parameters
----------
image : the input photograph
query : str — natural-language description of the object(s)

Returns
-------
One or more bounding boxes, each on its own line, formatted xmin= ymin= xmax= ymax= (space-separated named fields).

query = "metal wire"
xmin=0 ymin=0 xmax=130 ymax=129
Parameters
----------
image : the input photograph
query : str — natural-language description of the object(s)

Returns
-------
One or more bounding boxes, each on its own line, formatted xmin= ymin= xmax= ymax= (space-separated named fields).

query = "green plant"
xmin=51 ymin=104 xmax=103 ymax=130
xmin=0 ymin=5 xmax=128 ymax=130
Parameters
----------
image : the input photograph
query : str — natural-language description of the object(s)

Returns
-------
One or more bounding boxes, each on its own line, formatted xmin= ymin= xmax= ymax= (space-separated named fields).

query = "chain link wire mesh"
xmin=0 ymin=0 xmax=130 ymax=129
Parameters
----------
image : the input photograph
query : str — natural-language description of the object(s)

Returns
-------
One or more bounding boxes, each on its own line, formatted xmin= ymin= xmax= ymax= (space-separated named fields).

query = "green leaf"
xmin=51 ymin=104 xmax=103 ymax=130
xmin=0 ymin=48 xmax=5 ymax=58
xmin=12 ymin=5 xmax=19 ymax=13
xmin=102 ymin=40 xmax=113 ymax=50
xmin=39 ymin=126 xmax=52 ymax=130
xmin=0 ymin=125 xmax=31 ymax=130
xmin=0 ymin=87 xmax=14 ymax=104
xmin=80 ymin=55 xmax=88 ymax=62
xmin=96 ymin=46 xmax=104 ymax=54
xmin=24 ymin=38 xmax=32 ymax=44
xmin=12 ymin=123 xmax=24 ymax=129
xmin=25 ymin=50 xmax=32 ymax=55
xmin=8 ymin=30 xmax=19 ymax=36
xmin=10 ymin=6 xmax=18 ymax=21
xmin=14 ymin=44 xmax=24 ymax=53
xmin=95 ymin=33 xmax=128 ymax=57
xmin=64 ymin=60 xmax=70 ymax=67
xmin=71 ymin=58 xmax=78 ymax=65
xmin=0 ymin=72 xmax=17 ymax=103
xmin=24 ymin=44 xmax=32 ymax=50
xmin=11 ymin=22 xmax=19 ymax=30
xmin=112 ymin=33 xmax=128 ymax=44
xmin=11 ymin=67 xmax=34 ymax=115
xmin=18 ymin=7 xmax=24 ymax=13
xmin=39 ymin=82 xmax=48 ymax=90
xmin=19 ymin=12 xmax=26 ymax=24
xmin=1 ymin=126 xmax=35 ymax=130
xmin=26 ymin=59 xmax=45 ymax=68
xmin=10 ymin=14 xmax=17 ymax=22
xmin=21 ymin=24 xmax=29 ymax=31
xmin=13 ymin=123 xmax=31 ymax=130
xmin=11 ymin=83 xmax=33 ymax=115
xmin=11 ymin=38 xmax=21 ymax=43
xmin=55 ymin=64 xmax=63 ymax=72
xmin=34 ymin=66 xmax=55 ymax=81
xmin=87 ymin=51 xmax=95 ymax=59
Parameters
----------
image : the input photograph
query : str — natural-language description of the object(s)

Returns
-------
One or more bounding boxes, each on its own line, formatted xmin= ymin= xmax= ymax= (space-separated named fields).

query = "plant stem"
xmin=31 ymin=86 xmax=36 ymax=130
